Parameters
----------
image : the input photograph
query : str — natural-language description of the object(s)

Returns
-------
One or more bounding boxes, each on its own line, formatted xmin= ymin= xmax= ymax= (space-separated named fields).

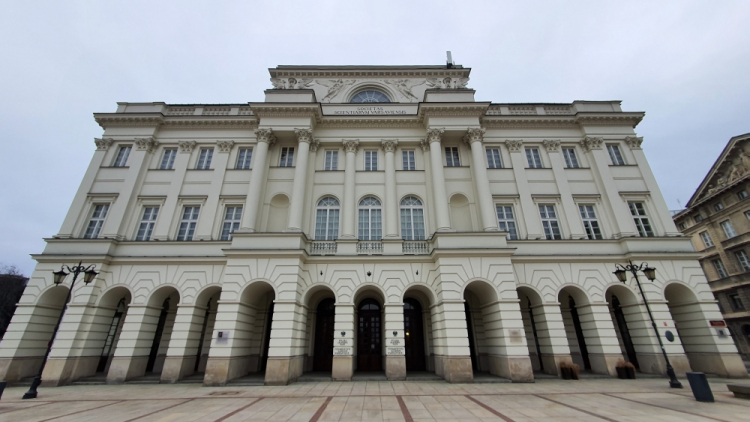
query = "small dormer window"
xmin=350 ymin=90 xmax=390 ymax=103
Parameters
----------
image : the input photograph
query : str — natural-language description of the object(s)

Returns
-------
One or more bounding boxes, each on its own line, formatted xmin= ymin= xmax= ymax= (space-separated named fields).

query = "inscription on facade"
xmin=334 ymin=348 xmax=350 ymax=355
xmin=338 ymin=339 xmax=348 ymax=346
xmin=333 ymin=106 xmax=408 ymax=115
xmin=387 ymin=348 xmax=404 ymax=355
xmin=389 ymin=339 xmax=400 ymax=346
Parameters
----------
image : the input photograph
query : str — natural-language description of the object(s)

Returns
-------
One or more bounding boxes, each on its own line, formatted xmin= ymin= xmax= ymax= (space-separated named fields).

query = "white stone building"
xmin=1 ymin=64 xmax=746 ymax=387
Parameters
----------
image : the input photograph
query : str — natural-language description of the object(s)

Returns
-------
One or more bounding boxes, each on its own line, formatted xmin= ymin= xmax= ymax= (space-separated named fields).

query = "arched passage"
xmin=463 ymin=280 xmax=499 ymax=374
xmin=301 ymin=285 xmax=337 ymax=375
xmin=239 ymin=282 xmax=276 ymax=374
xmin=193 ymin=286 xmax=222 ymax=374
xmin=145 ymin=287 xmax=180 ymax=374
xmin=96 ymin=286 xmax=132 ymax=374
xmin=558 ymin=286 xmax=592 ymax=371
xmin=403 ymin=285 xmax=435 ymax=373
xmin=517 ymin=287 xmax=544 ymax=372
xmin=605 ymin=285 xmax=640 ymax=370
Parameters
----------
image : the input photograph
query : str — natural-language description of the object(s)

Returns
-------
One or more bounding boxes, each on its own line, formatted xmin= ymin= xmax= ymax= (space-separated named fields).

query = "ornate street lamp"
xmin=22 ymin=261 xmax=98 ymax=399
xmin=613 ymin=261 xmax=682 ymax=388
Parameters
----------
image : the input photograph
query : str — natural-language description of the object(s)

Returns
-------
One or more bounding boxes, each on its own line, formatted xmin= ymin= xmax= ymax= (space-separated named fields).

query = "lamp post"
xmin=613 ymin=261 xmax=682 ymax=389
xmin=22 ymin=261 xmax=98 ymax=399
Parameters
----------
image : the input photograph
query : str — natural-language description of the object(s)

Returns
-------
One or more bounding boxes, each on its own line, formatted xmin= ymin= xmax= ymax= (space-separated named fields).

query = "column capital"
xmin=343 ymin=139 xmax=359 ymax=153
xmin=542 ymin=139 xmax=560 ymax=152
xmin=254 ymin=128 xmax=277 ymax=145
xmin=505 ymin=139 xmax=523 ymax=152
xmin=580 ymin=136 xmax=603 ymax=152
xmin=178 ymin=140 xmax=196 ymax=153
xmin=624 ymin=136 xmax=643 ymax=150
xmin=94 ymin=138 xmax=114 ymax=151
xmin=463 ymin=127 xmax=486 ymax=145
xmin=294 ymin=128 xmax=313 ymax=144
xmin=381 ymin=139 xmax=399 ymax=152
xmin=419 ymin=138 xmax=430 ymax=152
xmin=216 ymin=140 xmax=234 ymax=153
xmin=310 ymin=138 xmax=321 ymax=152
xmin=135 ymin=137 xmax=159 ymax=154
xmin=426 ymin=128 xmax=445 ymax=144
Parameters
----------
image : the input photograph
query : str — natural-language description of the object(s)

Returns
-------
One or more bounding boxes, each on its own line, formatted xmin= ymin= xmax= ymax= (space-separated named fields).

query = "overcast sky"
xmin=2 ymin=1 xmax=749 ymax=276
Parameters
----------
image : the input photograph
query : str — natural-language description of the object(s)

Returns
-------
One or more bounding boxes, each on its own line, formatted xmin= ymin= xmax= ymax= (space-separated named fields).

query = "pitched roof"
xmin=686 ymin=133 xmax=750 ymax=208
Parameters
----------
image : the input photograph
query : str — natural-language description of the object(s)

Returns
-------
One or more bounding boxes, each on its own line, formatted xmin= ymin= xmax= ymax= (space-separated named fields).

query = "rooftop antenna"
xmin=446 ymin=51 xmax=454 ymax=68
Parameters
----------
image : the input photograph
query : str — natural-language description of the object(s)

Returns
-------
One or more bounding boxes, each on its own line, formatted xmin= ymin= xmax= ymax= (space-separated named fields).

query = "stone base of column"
xmin=0 ymin=356 xmax=43 ymax=384
xmin=106 ymin=356 xmax=148 ymax=384
xmin=161 ymin=356 xmax=196 ymax=383
xmin=332 ymin=356 xmax=353 ymax=381
xmin=636 ymin=353 xmax=691 ymax=376
xmin=41 ymin=356 xmax=98 ymax=386
xmin=588 ymin=353 xmax=622 ymax=376
xmin=540 ymin=354 xmax=572 ymax=377
xmin=687 ymin=352 xmax=749 ymax=378
xmin=203 ymin=355 xmax=254 ymax=386
xmin=441 ymin=356 xmax=473 ymax=383
xmin=385 ymin=356 xmax=406 ymax=381
xmin=265 ymin=356 xmax=304 ymax=386
xmin=489 ymin=355 xmax=534 ymax=382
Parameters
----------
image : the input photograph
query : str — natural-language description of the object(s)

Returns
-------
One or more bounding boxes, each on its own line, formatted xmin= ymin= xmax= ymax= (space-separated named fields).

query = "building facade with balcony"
xmin=673 ymin=133 xmax=750 ymax=360
xmin=1 ymin=64 xmax=746 ymax=388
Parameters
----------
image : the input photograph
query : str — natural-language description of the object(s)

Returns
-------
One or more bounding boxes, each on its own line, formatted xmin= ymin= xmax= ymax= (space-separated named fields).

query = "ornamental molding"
xmin=426 ymin=128 xmax=445 ymax=144
xmin=318 ymin=117 xmax=421 ymax=129
xmin=419 ymin=139 xmax=430 ymax=152
xmin=480 ymin=116 xmax=577 ymax=129
xmin=542 ymin=139 xmax=560 ymax=152
xmin=254 ymin=128 xmax=276 ymax=145
xmin=94 ymin=138 xmax=114 ymax=150
xmin=250 ymin=105 xmax=322 ymax=123
xmin=178 ymin=141 xmax=196 ymax=153
xmin=216 ymin=140 xmax=235 ymax=153
xmin=463 ymin=127 xmax=485 ymax=145
xmin=269 ymin=68 xmax=471 ymax=79
xmin=294 ymin=128 xmax=314 ymax=144
xmin=575 ymin=113 xmax=644 ymax=128
xmin=161 ymin=117 xmax=258 ymax=129
xmin=343 ymin=139 xmax=360 ymax=153
xmin=309 ymin=139 xmax=321 ymax=152
xmin=580 ymin=137 xmax=604 ymax=152
xmin=94 ymin=113 xmax=164 ymax=129
xmin=135 ymin=137 xmax=159 ymax=153
xmin=381 ymin=139 xmax=399 ymax=152
xmin=418 ymin=103 xmax=489 ymax=119
xmin=505 ymin=140 xmax=523 ymax=152
xmin=624 ymin=136 xmax=643 ymax=150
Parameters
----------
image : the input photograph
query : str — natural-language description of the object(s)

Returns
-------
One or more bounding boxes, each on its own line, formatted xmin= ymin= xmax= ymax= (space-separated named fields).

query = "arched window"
xmin=400 ymin=196 xmax=425 ymax=240
xmin=315 ymin=197 xmax=340 ymax=240
xmin=358 ymin=197 xmax=382 ymax=240
xmin=350 ymin=90 xmax=391 ymax=103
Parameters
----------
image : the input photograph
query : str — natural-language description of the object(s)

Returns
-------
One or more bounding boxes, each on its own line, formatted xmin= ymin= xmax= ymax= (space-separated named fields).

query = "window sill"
xmin=270 ymin=166 xmax=295 ymax=169
xmin=151 ymin=168 xmax=175 ymax=171
xmin=189 ymin=168 xmax=215 ymax=171
xmin=100 ymin=166 xmax=130 ymax=169
xmin=227 ymin=168 xmax=252 ymax=171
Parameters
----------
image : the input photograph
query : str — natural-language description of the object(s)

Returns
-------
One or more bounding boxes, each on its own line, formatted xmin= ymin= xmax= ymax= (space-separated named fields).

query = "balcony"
xmin=309 ymin=241 xmax=337 ymax=255
xmin=357 ymin=241 xmax=383 ymax=255
xmin=402 ymin=241 xmax=429 ymax=255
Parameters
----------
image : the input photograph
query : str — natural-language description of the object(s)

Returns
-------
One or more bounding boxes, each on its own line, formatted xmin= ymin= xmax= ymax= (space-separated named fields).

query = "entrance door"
xmin=404 ymin=299 xmax=426 ymax=371
xmin=313 ymin=298 xmax=335 ymax=371
xmin=611 ymin=296 xmax=639 ymax=369
xmin=569 ymin=297 xmax=591 ymax=370
xmin=357 ymin=299 xmax=382 ymax=371
xmin=146 ymin=298 xmax=170 ymax=373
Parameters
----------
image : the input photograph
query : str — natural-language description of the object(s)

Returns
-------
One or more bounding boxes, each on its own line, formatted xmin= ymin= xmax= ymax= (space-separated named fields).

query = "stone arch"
xmin=463 ymin=279 xmax=500 ymax=372
xmin=605 ymin=284 xmax=641 ymax=369
xmin=239 ymin=279 xmax=277 ymax=307
xmin=557 ymin=284 xmax=591 ymax=306
xmin=401 ymin=283 xmax=437 ymax=308
xmin=147 ymin=284 xmax=181 ymax=308
xmin=352 ymin=283 xmax=387 ymax=306
xmin=195 ymin=284 xmax=222 ymax=308
xmin=357 ymin=193 xmax=384 ymax=205
xmin=449 ymin=193 xmax=472 ymax=232
xmin=517 ymin=285 xmax=544 ymax=307
xmin=462 ymin=279 xmax=499 ymax=306
xmin=302 ymin=284 xmax=336 ymax=374
xmin=36 ymin=284 xmax=70 ymax=307
xmin=403 ymin=284 xmax=437 ymax=372
xmin=91 ymin=285 xmax=133 ymax=376
xmin=558 ymin=285 xmax=593 ymax=370
xmin=267 ymin=193 xmax=290 ymax=232
xmin=517 ymin=285 xmax=546 ymax=373
xmin=96 ymin=285 xmax=133 ymax=308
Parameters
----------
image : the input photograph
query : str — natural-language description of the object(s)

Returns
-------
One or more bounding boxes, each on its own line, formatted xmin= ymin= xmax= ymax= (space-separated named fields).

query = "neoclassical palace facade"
xmin=1 ymin=64 xmax=746 ymax=387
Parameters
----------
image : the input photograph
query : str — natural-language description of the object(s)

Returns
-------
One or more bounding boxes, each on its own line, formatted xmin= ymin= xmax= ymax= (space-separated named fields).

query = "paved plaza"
xmin=0 ymin=378 xmax=749 ymax=422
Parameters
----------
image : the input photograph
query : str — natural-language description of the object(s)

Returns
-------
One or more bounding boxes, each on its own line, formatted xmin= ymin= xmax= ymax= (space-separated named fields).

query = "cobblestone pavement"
xmin=0 ymin=378 xmax=749 ymax=422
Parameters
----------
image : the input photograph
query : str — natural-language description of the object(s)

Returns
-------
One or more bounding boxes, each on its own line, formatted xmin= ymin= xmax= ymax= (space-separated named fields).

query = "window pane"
xmin=160 ymin=149 xmax=176 ymax=170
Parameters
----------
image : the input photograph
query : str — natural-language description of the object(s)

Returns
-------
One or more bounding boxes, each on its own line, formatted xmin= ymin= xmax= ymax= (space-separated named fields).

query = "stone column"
xmin=575 ymin=302 xmax=626 ymax=376
xmin=161 ymin=304 xmax=208 ymax=383
xmin=203 ymin=298 xmax=259 ymax=386
xmin=432 ymin=300 xmax=473 ymax=383
xmin=544 ymin=140 xmax=586 ymax=238
xmin=107 ymin=304 xmax=164 ymax=383
xmin=195 ymin=141 xmax=233 ymax=240
xmin=506 ymin=140 xmax=545 ymax=239
xmin=384 ymin=303 xmax=406 ymax=380
xmin=532 ymin=303 xmax=573 ymax=376
xmin=480 ymin=300 xmax=534 ymax=382
xmin=287 ymin=129 xmax=314 ymax=231
xmin=240 ymin=129 xmax=275 ymax=231
xmin=332 ymin=304 xmax=355 ymax=381
xmin=264 ymin=300 xmax=308 ymax=386
xmin=427 ymin=129 xmax=452 ymax=231
xmin=464 ymin=128 xmax=499 ymax=231
xmin=340 ymin=140 xmax=359 ymax=239
xmin=382 ymin=140 xmax=399 ymax=238
xmin=152 ymin=141 xmax=194 ymax=240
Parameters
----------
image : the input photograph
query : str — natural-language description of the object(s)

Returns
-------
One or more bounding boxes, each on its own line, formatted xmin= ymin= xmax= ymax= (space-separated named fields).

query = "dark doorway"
xmin=464 ymin=302 xmax=478 ymax=371
xmin=260 ymin=302 xmax=274 ymax=372
xmin=404 ymin=298 xmax=426 ymax=371
xmin=194 ymin=298 xmax=212 ymax=372
xmin=527 ymin=299 xmax=544 ymax=372
xmin=97 ymin=299 xmax=125 ymax=373
xmin=146 ymin=298 xmax=170 ymax=373
xmin=357 ymin=299 xmax=382 ymax=371
xmin=313 ymin=298 xmax=335 ymax=371
xmin=568 ymin=296 xmax=591 ymax=370
xmin=611 ymin=296 xmax=639 ymax=369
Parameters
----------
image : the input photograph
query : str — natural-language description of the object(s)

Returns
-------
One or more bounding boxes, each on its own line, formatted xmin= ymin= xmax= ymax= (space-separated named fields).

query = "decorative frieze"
xmin=543 ymin=140 xmax=561 ymax=152
xmin=216 ymin=140 xmax=235 ymax=153
xmin=381 ymin=139 xmax=399 ymax=152
xmin=505 ymin=140 xmax=523 ymax=152
xmin=624 ymin=136 xmax=643 ymax=150
xmin=178 ymin=140 xmax=196 ymax=153
xmin=94 ymin=138 xmax=113 ymax=151
xmin=254 ymin=128 xmax=276 ymax=145
xmin=463 ymin=127 xmax=486 ymax=145
xmin=426 ymin=128 xmax=445 ymax=144
xmin=135 ymin=137 xmax=159 ymax=153
xmin=580 ymin=137 xmax=603 ymax=152
xmin=343 ymin=139 xmax=360 ymax=153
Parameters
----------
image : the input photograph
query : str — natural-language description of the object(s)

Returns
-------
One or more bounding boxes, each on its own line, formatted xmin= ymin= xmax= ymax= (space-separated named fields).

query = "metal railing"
xmin=402 ymin=241 xmax=430 ymax=255
xmin=357 ymin=241 xmax=383 ymax=255
xmin=309 ymin=241 xmax=337 ymax=255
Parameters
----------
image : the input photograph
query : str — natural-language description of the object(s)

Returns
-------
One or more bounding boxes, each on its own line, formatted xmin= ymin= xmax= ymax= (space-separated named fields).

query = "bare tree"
xmin=0 ymin=264 xmax=28 ymax=339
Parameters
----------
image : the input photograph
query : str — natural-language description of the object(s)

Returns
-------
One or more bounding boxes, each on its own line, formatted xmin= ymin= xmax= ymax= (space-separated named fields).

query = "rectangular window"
xmin=736 ymin=250 xmax=750 ymax=272
xmin=739 ymin=190 xmax=748 ymax=200
xmin=579 ymin=205 xmax=603 ymax=240
xmin=496 ymin=205 xmax=518 ymax=240
xmin=236 ymin=148 xmax=253 ymax=169
xmin=176 ymin=206 xmax=200 ymax=241
xmin=486 ymin=148 xmax=502 ymax=169
xmin=402 ymin=150 xmax=416 ymax=170
xmin=700 ymin=231 xmax=714 ymax=248
xmin=713 ymin=259 xmax=728 ymax=278
xmin=196 ymin=148 xmax=213 ymax=170
xmin=678 ymin=223 xmax=686 ymax=230
xmin=279 ymin=147 xmax=294 ymax=167
xmin=113 ymin=146 xmax=131 ymax=167
xmin=721 ymin=220 xmax=737 ymax=238
xmin=364 ymin=151 xmax=378 ymax=171
xmin=445 ymin=147 xmax=460 ymax=167
xmin=695 ymin=215 xmax=703 ymax=223
xmin=715 ymin=294 xmax=725 ymax=313
xmin=628 ymin=202 xmax=654 ymax=237
xmin=324 ymin=150 xmax=339 ymax=171
xmin=730 ymin=294 xmax=745 ymax=311
xmin=83 ymin=204 xmax=110 ymax=239
xmin=159 ymin=149 xmax=177 ymax=170
xmin=715 ymin=202 xmax=724 ymax=211
xmin=562 ymin=148 xmax=580 ymax=168
xmin=539 ymin=204 xmax=562 ymax=240
xmin=525 ymin=147 xmax=543 ymax=168
xmin=607 ymin=144 xmax=625 ymax=165
xmin=135 ymin=207 xmax=159 ymax=241
xmin=220 ymin=206 xmax=242 ymax=241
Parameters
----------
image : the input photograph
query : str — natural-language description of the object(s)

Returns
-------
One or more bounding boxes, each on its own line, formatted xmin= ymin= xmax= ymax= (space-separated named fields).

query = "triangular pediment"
xmin=687 ymin=133 xmax=750 ymax=207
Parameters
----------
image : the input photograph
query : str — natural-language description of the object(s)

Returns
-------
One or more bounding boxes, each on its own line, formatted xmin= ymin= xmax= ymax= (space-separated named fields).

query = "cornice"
xmin=269 ymin=68 xmax=471 ymax=79
xmin=575 ymin=112 xmax=644 ymax=128
xmin=94 ymin=112 xmax=258 ymax=130
xmin=249 ymin=104 xmax=323 ymax=123
xmin=318 ymin=117 xmax=422 ymax=129
xmin=94 ymin=113 xmax=164 ymax=129
xmin=480 ymin=116 xmax=578 ymax=129
xmin=417 ymin=102 xmax=490 ymax=119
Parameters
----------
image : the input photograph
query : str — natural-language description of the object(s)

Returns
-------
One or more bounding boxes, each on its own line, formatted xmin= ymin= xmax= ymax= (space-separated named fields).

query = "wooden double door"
xmin=357 ymin=299 xmax=382 ymax=371
xmin=404 ymin=298 xmax=426 ymax=371
xmin=313 ymin=299 xmax=335 ymax=371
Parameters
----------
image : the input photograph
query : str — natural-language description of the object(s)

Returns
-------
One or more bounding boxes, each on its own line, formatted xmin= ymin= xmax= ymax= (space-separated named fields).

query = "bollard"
xmin=686 ymin=372 xmax=714 ymax=402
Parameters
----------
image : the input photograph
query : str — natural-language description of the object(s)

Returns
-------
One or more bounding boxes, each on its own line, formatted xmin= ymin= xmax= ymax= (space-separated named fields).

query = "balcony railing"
xmin=402 ymin=241 xmax=430 ymax=255
xmin=357 ymin=241 xmax=383 ymax=255
xmin=309 ymin=241 xmax=337 ymax=255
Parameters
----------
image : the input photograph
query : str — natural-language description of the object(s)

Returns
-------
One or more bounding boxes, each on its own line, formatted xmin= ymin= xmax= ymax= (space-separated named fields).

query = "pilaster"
xmin=506 ymin=140 xmax=544 ymax=239
xmin=427 ymin=129 xmax=452 ymax=231
xmin=287 ymin=129 xmax=314 ymax=231
xmin=195 ymin=141 xmax=232 ymax=240
xmin=332 ymin=304 xmax=354 ymax=381
xmin=384 ymin=304 xmax=406 ymax=381
xmin=240 ymin=129 xmax=275 ymax=231
xmin=382 ymin=139 xmax=400 ymax=238
xmin=340 ymin=140 xmax=359 ymax=239
xmin=544 ymin=140 xmax=586 ymax=238
xmin=152 ymin=141 xmax=193 ymax=240
xmin=464 ymin=128 xmax=499 ymax=231
xmin=531 ymin=303 xmax=573 ymax=376
xmin=161 ymin=304 xmax=208 ymax=383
